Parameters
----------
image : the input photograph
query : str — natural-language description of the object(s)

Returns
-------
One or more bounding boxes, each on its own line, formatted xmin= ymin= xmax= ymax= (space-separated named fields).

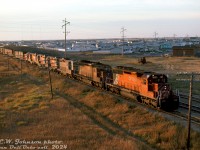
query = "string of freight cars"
xmin=0 ymin=47 xmax=179 ymax=111
xmin=2 ymin=52 xmax=200 ymax=142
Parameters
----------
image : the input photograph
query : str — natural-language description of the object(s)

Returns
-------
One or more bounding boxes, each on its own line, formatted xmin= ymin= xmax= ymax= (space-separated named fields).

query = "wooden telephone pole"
xmin=48 ymin=69 xmax=53 ymax=99
xmin=177 ymin=72 xmax=200 ymax=150
xmin=187 ymin=73 xmax=193 ymax=150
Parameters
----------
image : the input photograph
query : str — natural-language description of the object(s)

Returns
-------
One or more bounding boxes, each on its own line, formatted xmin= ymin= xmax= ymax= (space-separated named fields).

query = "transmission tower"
xmin=62 ymin=18 xmax=70 ymax=58
xmin=154 ymin=32 xmax=158 ymax=40
xmin=121 ymin=27 xmax=126 ymax=56
xmin=173 ymin=34 xmax=177 ymax=39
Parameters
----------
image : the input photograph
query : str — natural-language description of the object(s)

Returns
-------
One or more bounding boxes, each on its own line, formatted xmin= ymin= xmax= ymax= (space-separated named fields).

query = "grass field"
xmin=0 ymin=53 xmax=200 ymax=150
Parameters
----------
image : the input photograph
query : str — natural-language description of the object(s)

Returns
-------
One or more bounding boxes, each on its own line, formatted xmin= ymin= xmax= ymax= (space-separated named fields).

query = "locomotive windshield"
xmin=148 ymin=75 xmax=167 ymax=84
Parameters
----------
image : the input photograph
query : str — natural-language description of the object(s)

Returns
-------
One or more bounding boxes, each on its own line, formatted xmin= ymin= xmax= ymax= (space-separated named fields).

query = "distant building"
xmin=172 ymin=45 xmax=200 ymax=57
xmin=160 ymin=43 xmax=172 ymax=50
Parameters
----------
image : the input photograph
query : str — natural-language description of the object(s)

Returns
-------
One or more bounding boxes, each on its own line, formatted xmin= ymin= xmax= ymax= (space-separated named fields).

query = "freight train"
xmin=0 ymin=48 xmax=179 ymax=110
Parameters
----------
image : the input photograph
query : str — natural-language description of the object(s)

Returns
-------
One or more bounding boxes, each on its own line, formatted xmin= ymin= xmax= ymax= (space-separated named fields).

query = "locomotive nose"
xmin=160 ymin=91 xmax=170 ymax=100
xmin=159 ymin=85 xmax=171 ymax=100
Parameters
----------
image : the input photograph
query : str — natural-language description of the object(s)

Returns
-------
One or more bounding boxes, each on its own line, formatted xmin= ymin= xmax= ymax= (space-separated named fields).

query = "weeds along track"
xmin=3 ymin=54 xmax=200 ymax=149
xmin=64 ymin=71 xmax=200 ymax=127
xmin=111 ymin=91 xmax=200 ymax=128
xmin=54 ymin=91 xmax=153 ymax=150
xmin=1 ymin=55 xmax=153 ymax=149
xmin=3 ymin=55 xmax=200 ymax=129
xmin=61 ymin=72 xmax=200 ymax=128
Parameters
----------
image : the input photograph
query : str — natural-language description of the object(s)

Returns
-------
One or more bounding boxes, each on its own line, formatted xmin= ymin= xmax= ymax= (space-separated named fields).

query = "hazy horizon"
xmin=1 ymin=0 xmax=200 ymax=41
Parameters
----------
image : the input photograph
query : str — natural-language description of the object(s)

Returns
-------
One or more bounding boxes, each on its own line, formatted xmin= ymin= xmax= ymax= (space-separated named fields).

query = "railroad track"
xmin=179 ymin=93 xmax=200 ymax=114
xmin=73 ymin=79 xmax=200 ymax=127
xmin=6 ymin=56 xmax=200 ymax=128
xmin=180 ymin=93 xmax=200 ymax=103
xmin=172 ymin=110 xmax=200 ymax=126
xmin=179 ymin=102 xmax=200 ymax=114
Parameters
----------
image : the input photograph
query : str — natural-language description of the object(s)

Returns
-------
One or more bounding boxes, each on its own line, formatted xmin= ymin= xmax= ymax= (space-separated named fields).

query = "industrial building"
xmin=172 ymin=45 xmax=200 ymax=57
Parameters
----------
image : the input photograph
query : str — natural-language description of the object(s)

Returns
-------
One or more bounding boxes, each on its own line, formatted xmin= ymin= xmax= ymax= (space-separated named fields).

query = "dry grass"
xmin=98 ymin=55 xmax=200 ymax=74
xmin=0 ymin=54 xmax=142 ymax=150
xmin=1 ymin=54 xmax=200 ymax=150
xmin=59 ymin=80 xmax=200 ymax=150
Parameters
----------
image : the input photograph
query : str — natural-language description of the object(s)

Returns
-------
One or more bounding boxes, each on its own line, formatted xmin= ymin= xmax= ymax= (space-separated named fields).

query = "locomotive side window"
xmin=151 ymin=75 xmax=167 ymax=83
xmin=69 ymin=61 xmax=72 ymax=70
xmin=154 ymin=91 xmax=158 ymax=98
xmin=143 ymin=79 xmax=146 ymax=85
xmin=97 ymin=69 xmax=101 ymax=77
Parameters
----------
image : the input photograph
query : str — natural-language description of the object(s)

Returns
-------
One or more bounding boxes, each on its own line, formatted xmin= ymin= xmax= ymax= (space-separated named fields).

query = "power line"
xmin=62 ymin=18 xmax=70 ymax=59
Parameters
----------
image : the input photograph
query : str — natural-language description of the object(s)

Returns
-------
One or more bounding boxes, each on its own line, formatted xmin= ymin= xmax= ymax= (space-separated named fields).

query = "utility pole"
xmin=176 ymin=72 xmax=200 ymax=150
xmin=7 ymin=56 xmax=9 ymax=71
xmin=48 ymin=69 xmax=53 ymax=99
xmin=187 ymin=73 xmax=193 ymax=150
xmin=173 ymin=34 xmax=177 ymax=46
xmin=62 ymin=18 xmax=70 ymax=59
xmin=173 ymin=34 xmax=177 ymax=39
xmin=154 ymin=32 xmax=158 ymax=40
xmin=20 ymin=59 xmax=22 ymax=81
xmin=120 ymin=27 xmax=126 ymax=56
xmin=47 ymin=57 xmax=53 ymax=99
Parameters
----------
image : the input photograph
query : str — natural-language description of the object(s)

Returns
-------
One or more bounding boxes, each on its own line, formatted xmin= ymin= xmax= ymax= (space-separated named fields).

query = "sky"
xmin=0 ymin=0 xmax=200 ymax=40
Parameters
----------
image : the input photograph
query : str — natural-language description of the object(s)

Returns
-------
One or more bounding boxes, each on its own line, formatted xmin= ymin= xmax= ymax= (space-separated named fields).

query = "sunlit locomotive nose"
xmin=159 ymin=85 xmax=170 ymax=100
xmin=109 ymin=66 xmax=179 ymax=110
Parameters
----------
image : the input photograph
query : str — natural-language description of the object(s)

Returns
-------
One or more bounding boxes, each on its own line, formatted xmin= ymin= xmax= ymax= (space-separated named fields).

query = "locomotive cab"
xmin=147 ymin=74 xmax=179 ymax=110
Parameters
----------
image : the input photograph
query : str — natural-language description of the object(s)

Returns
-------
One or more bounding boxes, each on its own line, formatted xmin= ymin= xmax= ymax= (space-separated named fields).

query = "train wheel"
xmin=157 ymin=99 xmax=161 ymax=109
xmin=136 ymin=95 xmax=142 ymax=103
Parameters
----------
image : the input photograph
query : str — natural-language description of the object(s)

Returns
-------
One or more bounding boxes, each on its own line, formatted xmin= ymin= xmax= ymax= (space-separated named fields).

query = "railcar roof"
xmin=114 ymin=66 xmax=150 ymax=74
xmin=113 ymin=66 xmax=165 ymax=78
xmin=78 ymin=60 xmax=111 ymax=68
